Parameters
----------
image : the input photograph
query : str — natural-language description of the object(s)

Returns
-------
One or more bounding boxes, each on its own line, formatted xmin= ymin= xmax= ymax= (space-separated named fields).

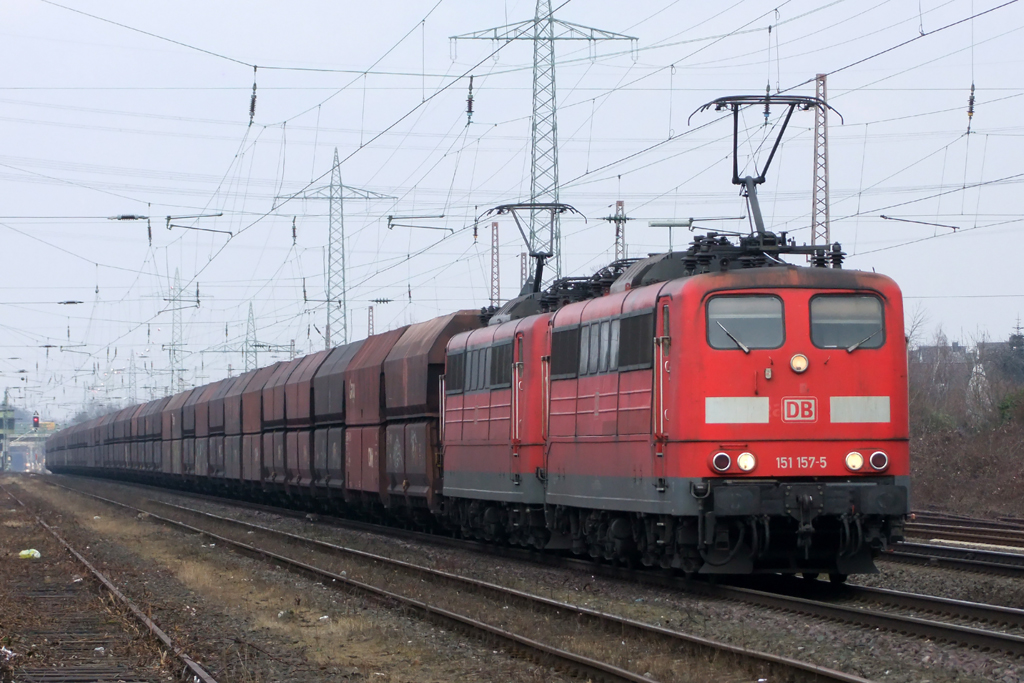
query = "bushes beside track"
xmin=910 ymin=330 xmax=1024 ymax=515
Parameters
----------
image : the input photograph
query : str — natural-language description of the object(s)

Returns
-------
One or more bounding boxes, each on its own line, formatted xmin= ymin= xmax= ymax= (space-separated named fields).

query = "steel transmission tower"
xmin=203 ymin=302 xmax=291 ymax=373
xmin=811 ymin=73 xmax=831 ymax=248
xmin=244 ymin=303 xmax=258 ymax=371
xmin=453 ymin=3 xmax=635 ymax=279
xmin=282 ymin=148 xmax=394 ymax=348
xmin=490 ymin=222 xmax=500 ymax=308
xmin=327 ymin=153 xmax=346 ymax=347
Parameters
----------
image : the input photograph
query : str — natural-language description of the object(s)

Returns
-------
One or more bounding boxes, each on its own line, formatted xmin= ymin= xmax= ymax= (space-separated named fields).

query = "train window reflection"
xmin=811 ymin=295 xmax=884 ymax=350
xmin=707 ymin=296 xmax=784 ymax=350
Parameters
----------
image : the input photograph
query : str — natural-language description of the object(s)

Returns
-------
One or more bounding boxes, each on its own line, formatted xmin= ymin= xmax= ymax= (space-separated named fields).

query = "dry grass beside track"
xmin=10 ymin=475 xmax=570 ymax=683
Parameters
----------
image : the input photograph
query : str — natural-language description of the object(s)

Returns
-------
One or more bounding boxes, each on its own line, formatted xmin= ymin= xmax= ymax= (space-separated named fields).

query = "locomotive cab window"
xmin=810 ymin=295 xmax=884 ymax=350
xmin=489 ymin=342 xmax=513 ymax=388
xmin=618 ymin=311 xmax=654 ymax=370
xmin=445 ymin=351 xmax=465 ymax=394
xmin=707 ymin=296 xmax=784 ymax=350
xmin=551 ymin=327 xmax=580 ymax=379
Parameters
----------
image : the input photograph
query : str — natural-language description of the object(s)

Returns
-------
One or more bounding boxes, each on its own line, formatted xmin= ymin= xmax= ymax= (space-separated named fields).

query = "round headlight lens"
xmin=712 ymin=452 xmax=731 ymax=472
xmin=790 ymin=354 xmax=809 ymax=373
xmin=845 ymin=451 xmax=864 ymax=471
xmin=869 ymin=451 xmax=889 ymax=471
xmin=737 ymin=452 xmax=756 ymax=472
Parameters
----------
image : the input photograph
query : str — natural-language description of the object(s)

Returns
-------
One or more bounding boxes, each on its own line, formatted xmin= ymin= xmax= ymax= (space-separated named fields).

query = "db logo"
xmin=782 ymin=397 xmax=817 ymax=422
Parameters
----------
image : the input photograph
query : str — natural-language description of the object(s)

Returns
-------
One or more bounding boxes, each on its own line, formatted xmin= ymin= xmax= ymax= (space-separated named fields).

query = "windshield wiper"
xmin=717 ymin=321 xmax=750 ymax=354
xmin=846 ymin=327 xmax=882 ymax=353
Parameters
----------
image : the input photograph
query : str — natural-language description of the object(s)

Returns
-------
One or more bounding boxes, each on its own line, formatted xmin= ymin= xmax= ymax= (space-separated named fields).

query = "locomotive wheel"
xmin=801 ymin=572 xmax=820 ymax=580
xmin=829 ymin=573 xmax=848 ymax=584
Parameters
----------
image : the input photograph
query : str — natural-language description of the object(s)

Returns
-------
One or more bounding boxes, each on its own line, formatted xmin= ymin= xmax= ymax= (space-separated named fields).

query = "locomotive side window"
xmin=575 ymin=320 xmax=623 ymax=376
xmin=588 ymin=322 xmax=601 ymax=374
xmin=468 ymin=349 xmax=483 ymax=391
xmin=578 ymin=325 xmax=591 ymax=375
xmin=445 ymin=352 xmax=465 ymax=394
xmin=551 ymin=327 xmax=580 ymax=379
xmin=707 ymin=296 xmax=784 ymax=350
xmin=598 ymin=321 xmax=612 ymax=373
xmin=608 ymin=319 xmax=620 ymax=371
xmin=810 ymin=295 xmax=884 ymax=350
xmin=618 ymin=311 xmax=655 ymax=370
xmin=466 ymin=350 xmax=477 ymax=391
xmin=489 ymin=342 xmax=513 ymax=388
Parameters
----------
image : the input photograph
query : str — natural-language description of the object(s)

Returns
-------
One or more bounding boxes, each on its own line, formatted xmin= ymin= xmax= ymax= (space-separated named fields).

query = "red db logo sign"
xmin=782 ymin=397 xmax=817 ymax=422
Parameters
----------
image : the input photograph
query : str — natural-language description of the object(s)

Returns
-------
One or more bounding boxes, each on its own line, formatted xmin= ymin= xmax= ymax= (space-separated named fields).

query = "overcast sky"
xmin=3 ymin=0 xmax=1022 ymax=419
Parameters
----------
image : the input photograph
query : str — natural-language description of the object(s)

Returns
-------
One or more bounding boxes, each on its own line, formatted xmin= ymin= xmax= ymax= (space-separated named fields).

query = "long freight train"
xmin=46 ymin=96 xmax=909 ymax=579
xmin=45 ymin=231 xmax=909 ymax=578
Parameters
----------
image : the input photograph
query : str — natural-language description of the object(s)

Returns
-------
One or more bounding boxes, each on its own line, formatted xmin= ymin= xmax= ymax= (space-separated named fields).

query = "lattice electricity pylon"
xmin=244 ymin=302 xmax=258 ymax=371
xmin=452 ymin=2 xmax=635 ymax=280
xmin=278 ymin=148 xmax=394 ymax=348
xmin=203 ymin=302 xmax=292 ymax=372
xmin=811 ymin=74 xmax=831 ymax=249
xmin=490 ymin=222 xmax=500 ymax=308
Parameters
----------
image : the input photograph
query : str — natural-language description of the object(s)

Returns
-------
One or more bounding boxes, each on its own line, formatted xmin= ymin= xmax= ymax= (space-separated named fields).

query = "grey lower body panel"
xmin=545 ymin=475 xmax=703 ymax=516
xmin=443 ymin=469 xmax=544 ymax=505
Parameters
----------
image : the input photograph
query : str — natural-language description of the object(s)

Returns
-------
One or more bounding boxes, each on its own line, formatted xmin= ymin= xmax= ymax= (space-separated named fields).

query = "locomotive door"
xmin=510 ymin=332 xmax=525 ymax=485
xmin=652 ymin=297 xmax=672 ymax=492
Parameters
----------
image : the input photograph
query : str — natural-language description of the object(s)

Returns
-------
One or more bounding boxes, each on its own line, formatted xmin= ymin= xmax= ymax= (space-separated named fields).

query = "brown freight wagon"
xmin=241 ymin=364 xmax=279 ymax=489
xmin=161 ymin=389 xmax=195 ymax=476
xmin=280 ymin=350 xmax=331 ymax=496
xmin=310 ymin=341 xmax=365 ymax=501
xmin=143 ymin=398 xmax=171 ymax=472
xmin=191 ymin=379 xmax=225 ymax=480
xmin=261 ymin=359 xmax=302 ymax=489
xmin=383 ymin=311 xmax=480 ymax=513
xmin=344 ymin=329 xmax=408 ymax=507
xmin=205 ymin=376 xmax=237 ymax=482
xmin=222 ymin=369 xmax=259 ymax=483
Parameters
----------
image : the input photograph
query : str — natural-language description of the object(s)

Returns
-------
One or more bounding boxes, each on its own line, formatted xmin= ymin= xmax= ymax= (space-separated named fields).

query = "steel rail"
xmin=883 ymin=542 xmax=1024 ymax=578
xmin=906 ymin=522 xmax=1024 ymax=547
xmin=0 ymin=483 xmax=219 ymax=683
xmin=758 ymin=578 xmax=1024 ymax=630
xmin=49 ymin=479 xmax=875 ymax=683
xmin=913 ymin=511 xmax=1024 ymax=531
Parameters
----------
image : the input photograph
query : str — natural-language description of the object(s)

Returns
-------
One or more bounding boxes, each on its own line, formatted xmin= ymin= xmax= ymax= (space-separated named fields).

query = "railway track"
xmin=45 ymin=477 xmax=874 ymax=683
xmin=0 ymin=482 xmax=217 ymax=683
xmin=907 ymin=510 xmax=1024 ymax=548
xmin=45 ymin=477 xmax=1024 ymax=672
xmin=883 ymin=541 xmax=1024 ymax=578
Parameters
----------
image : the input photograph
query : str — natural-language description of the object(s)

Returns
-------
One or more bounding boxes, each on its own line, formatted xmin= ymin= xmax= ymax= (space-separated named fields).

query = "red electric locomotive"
xmin=439 ymin=231 xmax=908 ymax=578
xmin=440 ymin=96 xmax=908 ymax=578
xmin=45 ymin=94 xmax=908 ymax=578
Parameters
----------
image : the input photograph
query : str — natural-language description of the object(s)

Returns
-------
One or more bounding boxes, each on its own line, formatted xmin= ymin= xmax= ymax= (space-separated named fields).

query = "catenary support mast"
xmin=811 ymin=73 xmax=831 ymax=250
xmin=452 ymin=3 xmax=635 ymax=280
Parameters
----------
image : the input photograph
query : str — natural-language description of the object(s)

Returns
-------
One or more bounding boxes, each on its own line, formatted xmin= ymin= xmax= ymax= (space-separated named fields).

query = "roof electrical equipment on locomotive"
xmin=46 ymin=94 xmax=908 ymax=580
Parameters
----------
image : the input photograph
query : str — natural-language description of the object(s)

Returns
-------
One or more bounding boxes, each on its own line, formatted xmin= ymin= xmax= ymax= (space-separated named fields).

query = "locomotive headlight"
xmin=711 ymin=452 xmax=731 ymax=473
xmin=737 ymin=452 xmax=757 ymax=472
xmin=869 ymin=451 xmax=889 ymax=471
xmin=790 ymin=354 xmax=809 ymax=373
xmin=845 ymin=451 xmax=864 ymax=471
